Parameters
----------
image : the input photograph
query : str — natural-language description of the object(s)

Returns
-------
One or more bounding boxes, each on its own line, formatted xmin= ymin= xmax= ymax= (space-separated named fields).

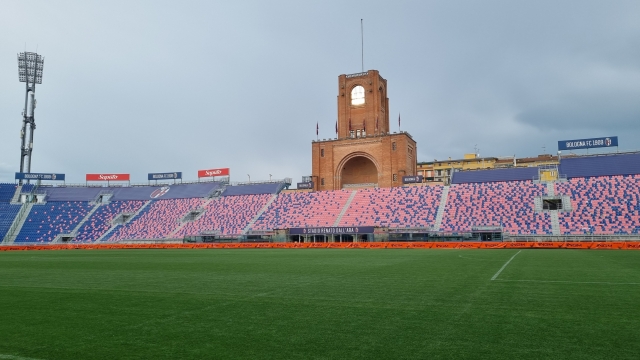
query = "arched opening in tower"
xmin=341 ymin=156 xmax=378 ymax=188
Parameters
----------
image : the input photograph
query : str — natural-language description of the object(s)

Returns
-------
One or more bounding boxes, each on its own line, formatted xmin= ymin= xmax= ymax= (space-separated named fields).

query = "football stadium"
xmin=2 ymin=4 xmax=640 ymax=360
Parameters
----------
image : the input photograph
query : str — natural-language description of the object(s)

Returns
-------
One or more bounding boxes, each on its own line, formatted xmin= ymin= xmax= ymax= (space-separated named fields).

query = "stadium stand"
xmin=14 ymin=202 xmax=94 ymax=243
xmin=0 ymin=203 xmax=22 ymax=239
xmin=40 ymin=182 xmax=223 ymax=202
xmin=556 ymin=175 xmax=640 ymax=234
xmin=337 ymin=186 xmax=442 ymax=228
xmin=0 ymin=183 xmax=18 ymax=202
xmin=560 ymin=153 xmax=640 ymax=178
xmin=107 ymin=198 xmax=204 ymax=241
xmin=451 ymin=167 xmax=538 ymax=184
xmin=441 ymin=181 xmax=552 ymax=234
xmin=222 ymin=183 xmax=285 ymax=196
xmin=252 ymin=190 xmax=352 ymax=229
xmin=176 ymin=194 xmax=272 ymax=236
xmin=74 ymin=201 xmax=147 ymax=242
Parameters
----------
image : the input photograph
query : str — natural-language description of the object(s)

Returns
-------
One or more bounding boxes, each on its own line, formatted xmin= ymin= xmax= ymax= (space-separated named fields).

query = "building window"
xmin=321 ymin=178 xmax=325 ymax=186
xmin=393 ymin=174 xmax=398 ymax=182
xmin=356 ymin=129 xmax=361 ymax=138
xmin=351 ymin=85 xmax=365 ymax=105
xmin=321 ymin=149 xmax=324 ymax=157
xmin=392 ymin=142 xmax=397 ymax=151
xmin=350 ymin=130 xmax=355 ymax=139
xmin=408 ymin=146 xmax=413 ymax=155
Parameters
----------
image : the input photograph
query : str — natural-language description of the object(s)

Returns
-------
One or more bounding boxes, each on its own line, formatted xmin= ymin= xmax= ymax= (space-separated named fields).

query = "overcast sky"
xmin=1 ymin=1 xmax=639 ymax=184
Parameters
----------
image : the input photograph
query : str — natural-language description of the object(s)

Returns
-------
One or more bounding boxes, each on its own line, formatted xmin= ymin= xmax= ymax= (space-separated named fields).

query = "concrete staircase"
xmin=546 ymin=182 xmax=555 ymax=196
xmin=10 ymin=185 xmax=23 ymax=204
xmin=433 ymin=186 xmax=450 ymax=231
xmin=2 ymin=203 xmax=33 ymax=244
xmin=97 ymin=200 xmax=152 ymax=242
xmin=550 ymin=211 xmax=561 ymax=235
xmin=243 ymin=194 xmax=279 ymax=233
xmin=332 ymin=190 xmax=357 ymax=227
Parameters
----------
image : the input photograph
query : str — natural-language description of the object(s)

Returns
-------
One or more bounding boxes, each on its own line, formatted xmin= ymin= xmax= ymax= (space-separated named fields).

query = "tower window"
xmin=321 ymin=178 xmax=325 ymax=186
xmin=321 ymin=149 xmax=325 ymax=157
xmin=392 ymin=142 xmax=397 ymax=151
xmin=393 ymin=174 xmax=398 ymax=182
xmin=351 ymin=86 xmax=365 ymax=105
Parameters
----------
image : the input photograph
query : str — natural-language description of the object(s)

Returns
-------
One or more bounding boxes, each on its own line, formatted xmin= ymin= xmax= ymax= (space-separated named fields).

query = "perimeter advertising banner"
xmin=15 ymin=172 xmax=65 ymax=181
xmin=148 ymin=172 xmax=182 ymax=180
xmin=558 ymin=136 xmax=618 ymax=151
xmin=197 ymin=168 xmax=230 ymax=178
xmin=86 ymin=174 xmax=130 ymax=181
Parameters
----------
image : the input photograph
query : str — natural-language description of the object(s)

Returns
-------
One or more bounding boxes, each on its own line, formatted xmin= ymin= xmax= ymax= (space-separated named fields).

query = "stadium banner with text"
xmin=296 ymin=182 xmax=314 ymax=189
xmin=558 ymin=136 xmax=618 ymax=151
xmin=402 ymin=175 xmax=423 ymax=184
xmin=15 ymin=172 xmax=65 ymax=181
xmin=86 ymin=173 xmax=130 ymax=181
xmin=148 ymin=172 xmax=182 ymax=180
xmin=289 ymin=226 xmax=375 ymax=235
xmin=197 ymin=168 xmax=230 ymax=178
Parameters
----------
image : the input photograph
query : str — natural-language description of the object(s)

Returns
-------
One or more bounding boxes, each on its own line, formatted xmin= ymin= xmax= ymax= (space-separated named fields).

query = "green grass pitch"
xmin=1 ymin=249 xmax=639 ymax=359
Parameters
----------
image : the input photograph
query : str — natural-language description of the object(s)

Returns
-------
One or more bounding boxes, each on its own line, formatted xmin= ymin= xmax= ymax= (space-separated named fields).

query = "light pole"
xmin=269 ymin=174 xmax=272 ymax=181
xmin=247 ymin=174 xmax=250 ymax=183
xmin=17 ymin=52 xmax=44 ymax=184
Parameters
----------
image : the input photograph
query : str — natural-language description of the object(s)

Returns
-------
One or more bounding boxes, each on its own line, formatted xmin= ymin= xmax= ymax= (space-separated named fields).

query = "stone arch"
xmin=335 ymin=152 xmax=380 ymax=188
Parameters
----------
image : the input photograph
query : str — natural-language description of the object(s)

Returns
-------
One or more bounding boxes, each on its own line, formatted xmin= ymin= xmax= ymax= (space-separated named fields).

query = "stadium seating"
xmin=338 ymin=186 xmax=442 ymax=228
xmin=0 ymin=183 xmax=18 ymax=203
xmin=176 ymin=194 xmax=272 ymax=236
xmin=556 ymin=175 xmax=640 ymax=234
xmin=0 ymin=203 xmax=22 ymax=240
xmin=441 ymin=181 xmax=552 ymax=234
xmin=222 ymin=183 xmax=285 ymax=196
xmin=14 ymin=202 xmax=94 ymax=243
xmin=252 ymin=190 xmax=352 ymax=229
xmin=74 ymin=201 xmax=147 ymax=242
xmin=107 ymin=198 xmax=204 ymax=241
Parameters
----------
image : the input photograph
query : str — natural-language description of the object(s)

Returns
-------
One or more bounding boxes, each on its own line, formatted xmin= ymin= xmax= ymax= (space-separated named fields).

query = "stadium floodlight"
xmin=17 ymin=52 xmax=45 ymax=183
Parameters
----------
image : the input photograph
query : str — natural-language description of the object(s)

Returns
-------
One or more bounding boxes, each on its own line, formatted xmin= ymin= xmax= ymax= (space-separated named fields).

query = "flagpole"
xmin=361 ymin=19 xmax=364 ymax=72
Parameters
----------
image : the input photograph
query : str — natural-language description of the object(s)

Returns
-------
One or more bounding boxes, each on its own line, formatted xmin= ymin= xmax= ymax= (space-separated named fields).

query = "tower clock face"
xmin=351 ymin=86 xmax=365 ymax=105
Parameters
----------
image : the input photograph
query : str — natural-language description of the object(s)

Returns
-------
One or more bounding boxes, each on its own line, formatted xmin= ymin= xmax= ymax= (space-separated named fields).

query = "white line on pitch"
xmin=0 ymin=354 xmax=45 ymax=360
xmin=490 ymin=250 xmax=522 ymax=281
xmin=494 ymin=279 xmax=640 ymax=285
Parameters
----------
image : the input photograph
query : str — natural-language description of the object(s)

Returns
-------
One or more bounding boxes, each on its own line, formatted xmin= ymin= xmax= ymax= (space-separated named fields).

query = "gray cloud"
xmin=1 ymin=0 xmax=640 ymax=183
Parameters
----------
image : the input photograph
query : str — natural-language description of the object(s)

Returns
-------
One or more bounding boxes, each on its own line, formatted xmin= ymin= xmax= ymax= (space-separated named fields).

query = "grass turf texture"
xmin=0 ymin=249 xmax=639 ymax=359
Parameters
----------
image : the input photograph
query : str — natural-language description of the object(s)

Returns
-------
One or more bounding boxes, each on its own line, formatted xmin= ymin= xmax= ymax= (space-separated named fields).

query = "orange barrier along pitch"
xmin=1 ymin=242 xmax=639 ymax=251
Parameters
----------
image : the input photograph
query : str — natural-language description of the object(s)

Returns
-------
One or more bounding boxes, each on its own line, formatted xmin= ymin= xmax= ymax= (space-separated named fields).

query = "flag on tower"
xmin=398 ymin=113 xmax=401 ymax=129
xmin=349 ymin=118 xmax=352 ymax=131
xmin=363 ymin=119 xmax=366 ymax=133
xmin=316 ymin=122 xmax=319 ymax=136
xmin=335 ymin=120 xmax=338 ymax=134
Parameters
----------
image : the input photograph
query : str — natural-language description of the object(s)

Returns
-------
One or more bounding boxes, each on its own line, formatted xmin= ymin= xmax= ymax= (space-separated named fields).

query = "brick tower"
xmin=311 ymin=70 xmax=417 ymax=191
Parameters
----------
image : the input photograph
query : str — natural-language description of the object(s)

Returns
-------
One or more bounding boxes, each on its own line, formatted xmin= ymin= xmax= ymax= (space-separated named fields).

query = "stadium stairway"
xmin=243 ymin=194 xmax=278 ymax=234
xmin=433 ymin=186 xmax=450 ymax=231
xmin=10 ymin=185 xmax=22 ymax=204
xmin=97 ymin=200 xmax=152 ymax=242
xmin=2 ymin=203 xmax=33 ymax=244
xmin=332 ymin=190 xmax=357 ymax=227
xmin=546 ymin=182 xmax=555 ymax=196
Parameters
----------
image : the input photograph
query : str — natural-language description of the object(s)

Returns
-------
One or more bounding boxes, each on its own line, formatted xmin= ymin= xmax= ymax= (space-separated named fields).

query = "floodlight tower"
xmin=17 ymin=52 xmax=44 ymax=182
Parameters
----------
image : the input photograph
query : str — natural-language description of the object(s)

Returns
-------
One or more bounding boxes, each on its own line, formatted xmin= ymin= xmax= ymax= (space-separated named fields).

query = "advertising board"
xmin=15 ymin=172 xmax=65 ymax=181
xmin=558 ymin=136 xmax=618 ymax=151
xmin=402 ymin=175 xmax=423 ymax=184
xmin=296 ymin=182 xmax=314 ymax=189
xmin=86 ymin=174 xmax=130 ymax=181
xmin=148 ymin=172 xmax=182 ymax=180
xmin=197 ymin=168 xmax=230 ymax=178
